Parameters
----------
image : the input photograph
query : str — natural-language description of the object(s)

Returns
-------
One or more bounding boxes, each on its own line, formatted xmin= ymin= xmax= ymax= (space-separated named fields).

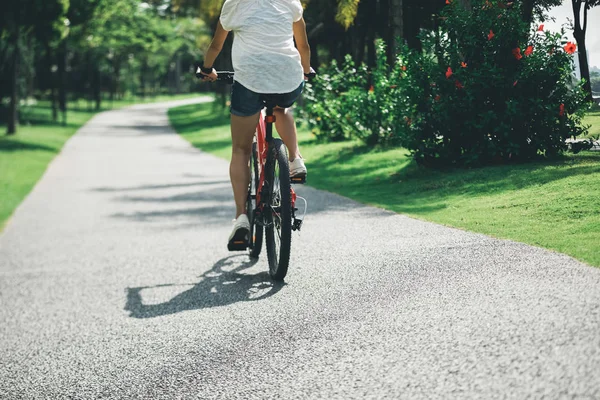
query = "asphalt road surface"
xmin=1 ymin=98 xmax=599 ymax=399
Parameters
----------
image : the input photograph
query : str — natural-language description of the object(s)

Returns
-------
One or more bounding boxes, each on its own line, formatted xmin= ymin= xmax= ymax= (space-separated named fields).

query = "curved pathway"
xmin=1 ymin=99 xmax=599 ymax=399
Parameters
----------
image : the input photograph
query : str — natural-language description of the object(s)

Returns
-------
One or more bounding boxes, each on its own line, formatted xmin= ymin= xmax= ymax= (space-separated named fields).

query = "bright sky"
xmin=546 ymin=1 xmax=600 ymax=69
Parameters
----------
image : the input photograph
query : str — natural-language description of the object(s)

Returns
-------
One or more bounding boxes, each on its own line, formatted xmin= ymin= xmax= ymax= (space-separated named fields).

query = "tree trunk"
xmin=522 ymin=0 xmax=535 ymax=25
xmin=7 ymin=26 xmax=19 ymax=135
xmin=573 ymin=0 xmax=594 ymax=102
xmin=110 ymin=61 xmax=115 ymax=103
xmin=379 ymin=0 xmax=393 ymax=63
xmin=307 ymin=22 xmax=323 ymax=67
xmin=355 ymin=17 xmax=366 ymax=65
xmin=344 ymin=26 xmax=355 ymax=61
xmin=577 ymin=44 xmax=593 ymax=102
xmin=366 ymin=0 xmax=377 ymax=67
xmin=140 ymin=58 xmax=147 ymax=99
xmin=94 ymin=64 xmax=102 ymax=110
xmin=46 ymin=43 xmax=58 ymax=122
xmin=51 ymin=84 xmax=58 ymax=121
xmin=404 ymin=2 xmax=422 ymax=51
xmin=87 ymin=51 xmax=93 ymax=111
xmin=114 ymin=60 xmax=123 ymax=100
xmin=389 ymin=0 xmax=403 ymax=57
xmin=175 ymin=54 xmax=182 ymax=94
xmin=58 ymin=40 xmax=67 ymax=126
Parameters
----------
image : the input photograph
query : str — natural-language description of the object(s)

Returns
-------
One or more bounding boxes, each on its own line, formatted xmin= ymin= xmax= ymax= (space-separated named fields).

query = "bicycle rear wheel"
xmin=248 ymin=142 xmax=263 ymax=258
xmin=265 ymin=139 xmax=292 ymax=281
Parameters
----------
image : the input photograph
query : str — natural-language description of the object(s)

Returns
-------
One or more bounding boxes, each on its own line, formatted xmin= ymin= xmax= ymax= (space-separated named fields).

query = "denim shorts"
xmin=230 ymin=81 xmax=304 ymax=117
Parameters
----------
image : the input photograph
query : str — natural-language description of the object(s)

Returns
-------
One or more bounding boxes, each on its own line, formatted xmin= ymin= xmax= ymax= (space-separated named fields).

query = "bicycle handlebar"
xmin=195 ymin=66 xmax=234 ymax=84
xmin=195 ymin=66 xmax=315 ymax=84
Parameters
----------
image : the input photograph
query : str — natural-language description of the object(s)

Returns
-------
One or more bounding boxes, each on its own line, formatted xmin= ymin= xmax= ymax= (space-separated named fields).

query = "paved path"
xmin=1 ymin=99 xmax=599 ymax=399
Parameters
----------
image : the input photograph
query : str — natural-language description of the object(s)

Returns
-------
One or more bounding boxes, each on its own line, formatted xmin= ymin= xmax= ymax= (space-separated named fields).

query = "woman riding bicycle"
xmin=199 ymin=0 xmax=314 ymax=250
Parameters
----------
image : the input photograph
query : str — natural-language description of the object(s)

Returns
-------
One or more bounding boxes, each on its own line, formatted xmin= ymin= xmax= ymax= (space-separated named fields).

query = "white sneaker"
xmin=228 ymin=214 xmax=250 ymax=251
xmin=289 ymin=158 xmax=307 ymax=177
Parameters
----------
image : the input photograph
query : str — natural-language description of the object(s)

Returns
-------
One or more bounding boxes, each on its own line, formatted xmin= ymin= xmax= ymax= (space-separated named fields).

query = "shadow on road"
xmin=125 ymin=255 xmax=284 ymax=318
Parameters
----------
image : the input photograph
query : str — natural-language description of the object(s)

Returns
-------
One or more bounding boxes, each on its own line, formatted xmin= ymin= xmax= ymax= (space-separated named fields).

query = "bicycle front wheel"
xmin=265 ymin=139 xmax=292 ymax=281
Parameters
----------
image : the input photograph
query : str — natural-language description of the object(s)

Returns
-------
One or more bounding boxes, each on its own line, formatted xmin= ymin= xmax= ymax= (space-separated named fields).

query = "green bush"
xmin=301 ymin=56 xmax=367 ymax=142
xmin=394 ymin=0 xmax=589 ymax=166
xmin=302 ymin=42 xmax=400 ymax=145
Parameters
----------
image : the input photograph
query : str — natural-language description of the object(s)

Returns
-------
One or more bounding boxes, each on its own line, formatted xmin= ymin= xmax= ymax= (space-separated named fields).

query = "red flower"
xmin=513 ymin=80 xmax=518 ymax=87
xmin=401 ymin=65 xmax=407 ymax=71
xmin=524 ymin=46 xmax=533 ymax=56
xmin=455 ymin=80 xmax=464 ymax=89
xmin=369 ymin=85 xmax=374 ymax=93
xmin=446 ymin=67 xmax=453 ymax=79
xmin=564 ymin=42 xmax=577 ymax=54
xmin=488 ymin=30 xmax=495 ymax=40
xmin=435 ymin=95 xmax=441 ymax=102
xmin=461 ymin=62 xmax=468 ymax=68
xmin=512 ymin=47 xmax=523 ymax=60
xmin=446 ymin=0 xmax=451 ymax=4
xmin=559 ymin=103 xmax=565 ymax=116
xmin=483 ymin=0 xmax=492 ymax=9
xmin=537 ymin=24 xmax=544 ymax=31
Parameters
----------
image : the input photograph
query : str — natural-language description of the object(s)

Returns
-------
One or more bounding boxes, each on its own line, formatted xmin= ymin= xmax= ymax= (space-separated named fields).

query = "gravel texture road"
xmin=1 ymin=98 xmax=599 ymax=399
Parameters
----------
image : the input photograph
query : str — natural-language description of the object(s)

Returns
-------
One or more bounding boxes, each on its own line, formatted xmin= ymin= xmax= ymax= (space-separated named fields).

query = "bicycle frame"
xmin=254 ymin=105 xmax=297 ymax=215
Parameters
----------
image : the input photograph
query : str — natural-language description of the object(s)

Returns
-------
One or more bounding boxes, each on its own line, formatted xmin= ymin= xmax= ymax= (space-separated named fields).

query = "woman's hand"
xmin=200 ymin=67 xmax=218 ymax=82
xmin=304 ymin=67 xmax=316 ymax=80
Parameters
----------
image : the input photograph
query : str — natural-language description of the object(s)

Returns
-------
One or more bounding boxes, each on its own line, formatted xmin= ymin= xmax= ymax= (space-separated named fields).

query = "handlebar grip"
xmin=194 ymin=65 xmax=234 ymax=84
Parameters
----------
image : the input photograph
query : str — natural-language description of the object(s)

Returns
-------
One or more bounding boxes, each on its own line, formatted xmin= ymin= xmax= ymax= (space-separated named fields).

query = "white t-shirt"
xmin=220 ymin=0 xmax=305 ymax=94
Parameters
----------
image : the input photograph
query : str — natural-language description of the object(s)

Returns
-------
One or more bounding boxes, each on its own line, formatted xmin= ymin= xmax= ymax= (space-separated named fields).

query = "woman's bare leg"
xmin=273 ymin=107 xmax=301 ymax=161
xmin=230 ymin=112 xmax=261 ymax=218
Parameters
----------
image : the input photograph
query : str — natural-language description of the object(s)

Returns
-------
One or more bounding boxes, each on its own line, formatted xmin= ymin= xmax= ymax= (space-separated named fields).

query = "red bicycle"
xmin=197 ymin=70 xmax=307 ymax=281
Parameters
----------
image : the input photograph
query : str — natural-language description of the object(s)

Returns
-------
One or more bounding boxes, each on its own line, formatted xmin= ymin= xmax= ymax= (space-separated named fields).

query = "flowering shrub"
xmin=393 ymin=0 xmax=589 ymax=166
xmin=301 ymin=0 xmax=589 ymax=166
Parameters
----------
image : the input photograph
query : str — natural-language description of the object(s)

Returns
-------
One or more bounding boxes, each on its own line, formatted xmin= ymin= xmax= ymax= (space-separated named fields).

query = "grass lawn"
xmin=582 ymin=103 xmax=600 ymax=139
xmin=169 ymin=101 xmax=600 ymax=267
xmin=0 ymin=93 xmax=201 ymax=229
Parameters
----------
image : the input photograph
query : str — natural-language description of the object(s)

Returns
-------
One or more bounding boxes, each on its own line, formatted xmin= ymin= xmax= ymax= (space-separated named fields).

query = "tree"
xmin=0 ymin=0 xmax=69 ymax=134
xmin=572 ymin=0 xmax=599 ymax=102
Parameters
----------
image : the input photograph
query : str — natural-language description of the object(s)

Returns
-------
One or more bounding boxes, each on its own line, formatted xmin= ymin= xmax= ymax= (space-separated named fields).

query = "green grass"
xmin=0 ymin=93 xmax=201 ymax=229
xmin=582 ymin=104 xmax=600 ymax=139
xmin=169 ymin=102 xmax=600 ymax=267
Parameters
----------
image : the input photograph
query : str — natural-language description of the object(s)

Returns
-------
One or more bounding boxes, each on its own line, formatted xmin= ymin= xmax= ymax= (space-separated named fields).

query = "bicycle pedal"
xmin=290 ymin=175 xmax=306 ymax=184
xmin=227 ymin=240 xmax=248 ymax=251
xmin=292 ymin=218 xmax=303 ymax=231
xmin=227 ymin=229 xmax=249 ymax=251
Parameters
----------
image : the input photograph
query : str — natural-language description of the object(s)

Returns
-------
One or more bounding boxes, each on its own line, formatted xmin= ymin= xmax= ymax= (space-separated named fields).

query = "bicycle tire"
xmin=265 ymin=139 xmax=292 ymax=281
xmin=248 ymin=142 xmax=263 ymax=258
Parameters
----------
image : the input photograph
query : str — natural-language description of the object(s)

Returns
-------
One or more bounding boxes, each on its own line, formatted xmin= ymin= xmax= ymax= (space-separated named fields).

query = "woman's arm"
xmin=200 ymin=21 xmax=230 ymax=81
xmin=293 ymin=18 xmax=312 ymax=74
